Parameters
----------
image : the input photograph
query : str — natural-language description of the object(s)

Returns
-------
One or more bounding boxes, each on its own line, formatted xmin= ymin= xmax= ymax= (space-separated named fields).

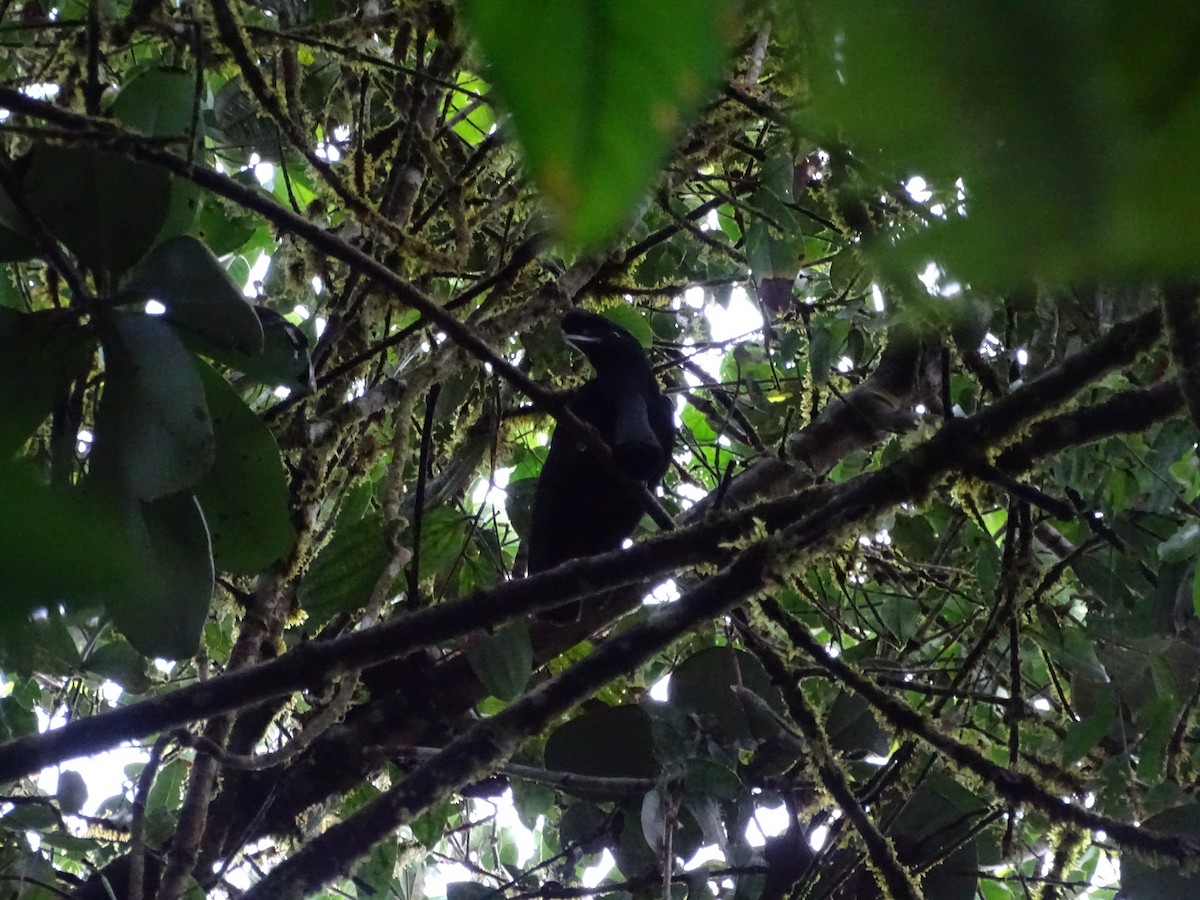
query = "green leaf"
xmin=0 ymin=612 xmax=83 ymax=680
xmin=0 ymin=696 xmax=38 ymax=740
xmin=0 ymin=803 xmax=59 ymax=832
xmin=683 ymin=758 xmax=741 ymax=802
xmin=163 ymin=180 xmax=205 ymax=250
xmin=111 ymin=67 xmax=199 ymax=140
xmin=94 ymin=312 xmax=215 ymax=500
xmin=418 ymin=506 xmax=475 ymax=583
xmin=110 ymin=66 xmax=205 ymax=242
xmin=1061 ymin=704 xmax=1116 ymax=766
xmin=192 ymin=359 xmax=294 ymax=574
xmin=1192 ymin=563 xmax=1200 ymax=619
xmin=0 ymin=308 xmax=96 ymax=458
xmin=1072 ymin=553 xmax=1138 ymax=611
xmin=612 ymin=804 xmax=659 ymax=879
xmin=126 ymin=236 xmax=264 ymax=355
xmin=23 ymin=144 xmax=172 ymax=277
xmin=193 ymin=198 xmax=261 ymax=256
xmin=746 ymin=220 xmax=805 ymax=282
xmin=465 ymin=620 xmax=532 ymax=702
xmin=353 ymin=839 xmax=399 ymax=894
xmin=667 ymin=647 xmax=781 ymax=745
xmin=411 ymin=798 xmax=457 ymax=849
xmin=35 ymin=830 xmax=102 ymax=856
xmin=808 ymin=324 xmax=833 ymax=385
xmin=544 ymin=705 xmax=659 ymax=787
xmin=875 ymin=594 xmax=922 ymax=647
xmin=826 ymin=691 xmax=891 ymax=757
xmin=1121 ymin=803 xmax=1200 ymax=898
xmin=447 ymin=73 xmax=495 ymax=145
xmin=560 ymin=801 xmax=612 ymax=855
xmin=828 ymin=250 xmax=864 ymax=297
xmin=213 ymin=78 xmax=281 ymax=160
xmin=0 ymin=464 xmax=134 ymax=624
xmin=682 ymin=795 xmax=727 ymax=854
xmin=146 ymin=757 xmax=189 ymax=813
xmin=433 ymin=369 xmax=481 ymax=421
xmin=599 ymin=306 xmax=655 ymax=348
xmin=297 ymin=512 xmax=392 ymax=625
xmin=803 ymin=2 xmax=1200 ymax=285
xmin=83 ymin=640 xmax=154 ymax=694
xmin=104 ymin=491 xmax=214 ymax=660
xmin=1032 ymin=617 xmax=1110 ymax=685
xmin=681 ymin=402 xmax=718 ymax=445
xmin=461 ymin=0 xmax=734 ymax=248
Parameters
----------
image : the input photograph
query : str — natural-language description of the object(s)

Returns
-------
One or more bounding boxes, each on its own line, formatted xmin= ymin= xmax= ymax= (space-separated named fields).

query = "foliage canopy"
xmin=2 ymin=2 xmax=1200 ymax=899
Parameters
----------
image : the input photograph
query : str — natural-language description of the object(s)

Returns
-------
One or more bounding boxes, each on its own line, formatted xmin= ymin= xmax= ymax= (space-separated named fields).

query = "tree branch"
xmin=1163 ymin=282 xmax=1200 ymax=434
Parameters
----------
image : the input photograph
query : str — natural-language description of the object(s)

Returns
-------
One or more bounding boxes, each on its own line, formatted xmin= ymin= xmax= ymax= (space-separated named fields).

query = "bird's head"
xmin=561 ymin=309 xmax=650 ymax=373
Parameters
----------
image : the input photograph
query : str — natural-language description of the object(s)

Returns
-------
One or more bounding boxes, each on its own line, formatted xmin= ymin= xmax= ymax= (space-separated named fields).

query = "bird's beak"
xmin=564 ymin=331 xmax=604 ymax=351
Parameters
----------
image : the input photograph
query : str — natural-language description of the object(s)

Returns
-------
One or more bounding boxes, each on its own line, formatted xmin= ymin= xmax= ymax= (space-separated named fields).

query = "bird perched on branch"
xmin=527 ymin=309 xmax=675 ymax=622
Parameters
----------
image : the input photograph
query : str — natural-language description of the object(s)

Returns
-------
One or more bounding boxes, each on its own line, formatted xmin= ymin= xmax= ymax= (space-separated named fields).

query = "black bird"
xmin=527 ymin=309 xmax=675 ymax=622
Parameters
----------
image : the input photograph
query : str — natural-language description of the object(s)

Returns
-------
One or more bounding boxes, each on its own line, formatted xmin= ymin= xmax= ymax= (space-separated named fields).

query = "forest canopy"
xmin=3 ymin=2 xmax=1200 ymax=899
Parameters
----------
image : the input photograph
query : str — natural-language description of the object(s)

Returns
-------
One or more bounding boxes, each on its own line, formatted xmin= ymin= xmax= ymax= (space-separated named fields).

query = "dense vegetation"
xmin=3 ymin=2 xmax=1200 ymax=898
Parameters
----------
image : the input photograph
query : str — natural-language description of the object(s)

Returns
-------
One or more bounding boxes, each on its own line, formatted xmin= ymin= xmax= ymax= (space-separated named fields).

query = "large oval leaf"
xmin=461 ymin=0 xmax=734 ymax=248
xmin=297 ymin=512 xmax=393 ymax=625
xmin=105 ymin=490 xmax=214 ymax=660
xmin=111 ymin=66 xmax=199 ymax=140
xmin=94 ymin=312 xmax=215 ymax=500
xmin=465 ymin=620 xmax=532 ymax=702
xmin=213 ymin=78 xmax=282 ymax=160
xmin=544 ymin=704 xmax=659 ymax=786
xmin=24 ymin=144 xmax=172 ymax=277
xmin=193 ymin=359 xmax=294 ymax=574
xmin=0 ymin=308 xmax=95 ymax=458
xmin=667 ymin=646 xmax=781 ymax=745
xmin=826 ymin=690 xmax=892 ymax=757
xmin=126 ymin=236 xmax=264 ymax=356
xmin=559 ymin=801 xmax=613 ymax=855
xmin=0 ymin=464 xmax=135 ymax=624
xmin=110 ymin=67 xmax=206 ymax=242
